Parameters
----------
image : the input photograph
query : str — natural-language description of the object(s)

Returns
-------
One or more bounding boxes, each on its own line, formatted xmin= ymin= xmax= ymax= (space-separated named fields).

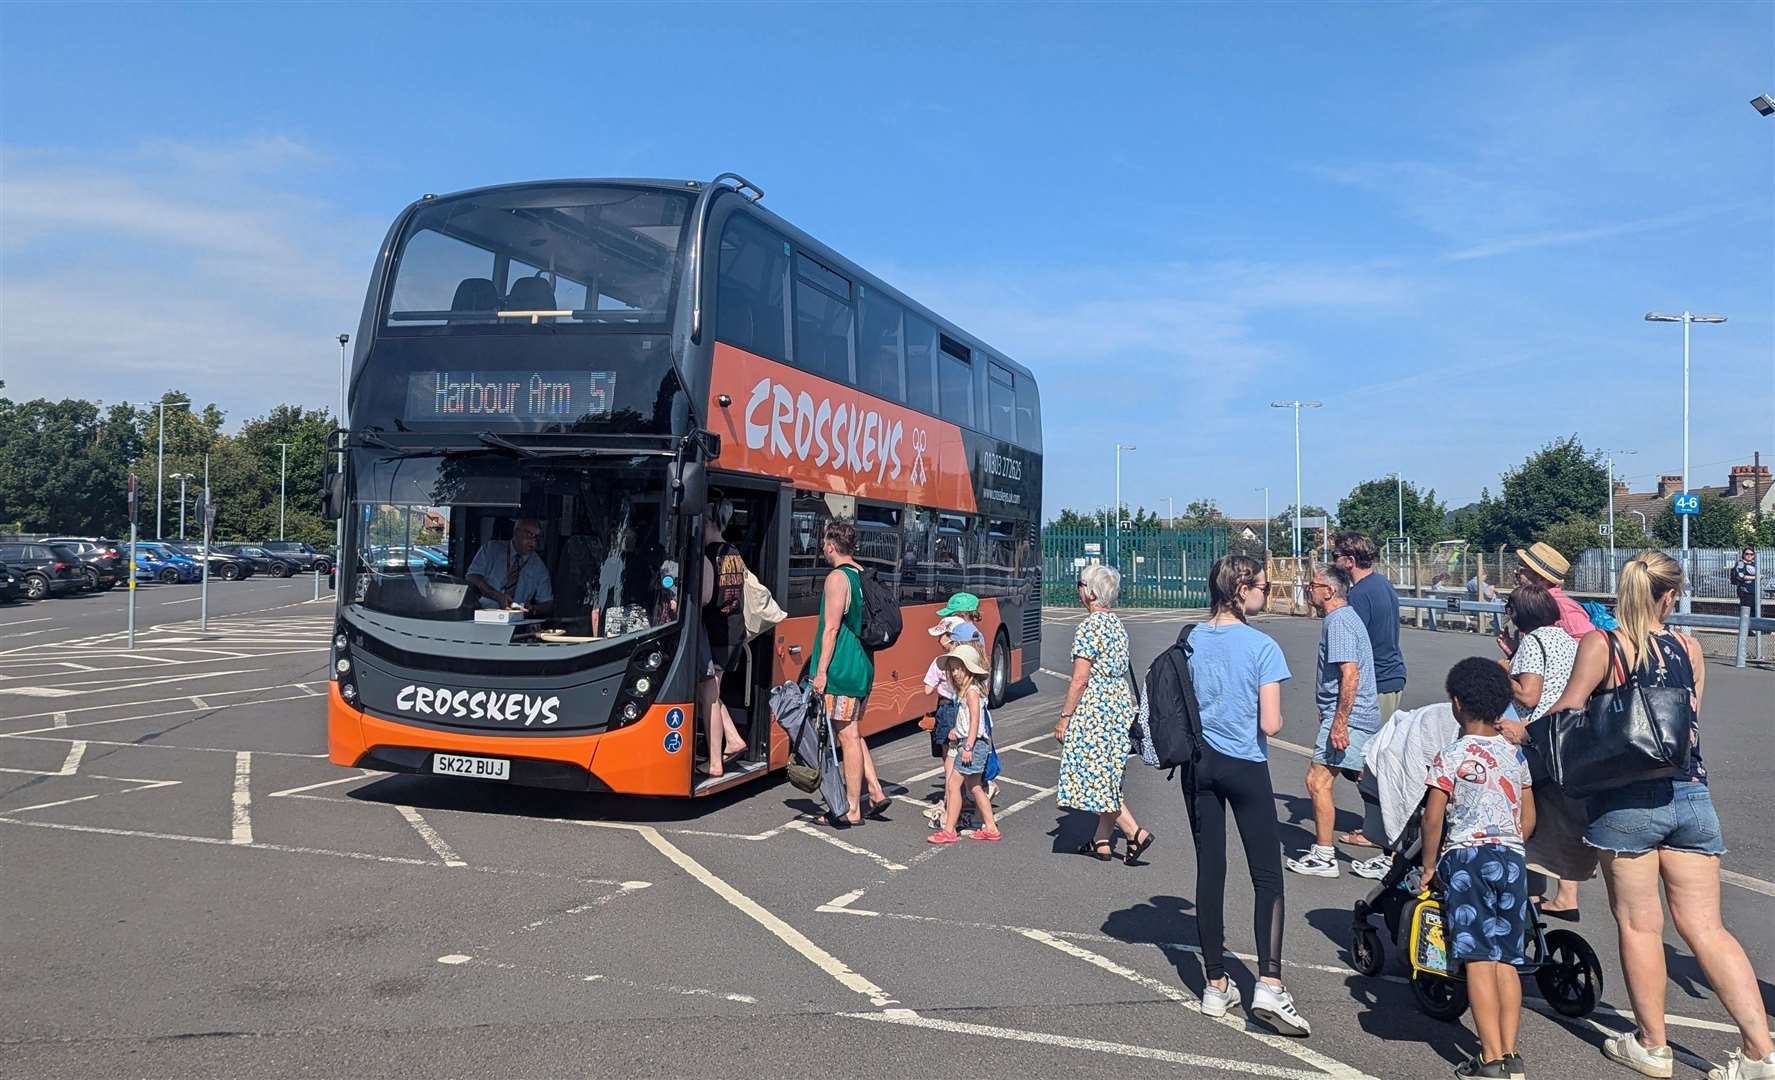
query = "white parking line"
xmin=1021 ymin=928 xmax=1375 ymax=1080
xmin=58 ymin=740 xmax=86 ymax=776
xmin=2 ymin=778 xmax=180 ymax=814
xmin=231 ymin=752 xmax=253 ymax=845
xmin=161 ymin=597 xmax=202 ymax=605
xmin=395 ymin=805 xmax=465 ymax=867
xmin=847 ymin=1011 xmax=1329 ymax=1080
xmin=268 ymin=772 xmax=374 ymax=798
xmin=785 ymin=819 xmax=908 ymax=872
xmin=0 ymin=617 xmax=52 ymax=627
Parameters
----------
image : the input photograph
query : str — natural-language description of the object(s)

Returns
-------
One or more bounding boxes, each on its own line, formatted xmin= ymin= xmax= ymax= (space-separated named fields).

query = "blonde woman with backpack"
xmin=698 ymin=501 xmax=748 ymax=778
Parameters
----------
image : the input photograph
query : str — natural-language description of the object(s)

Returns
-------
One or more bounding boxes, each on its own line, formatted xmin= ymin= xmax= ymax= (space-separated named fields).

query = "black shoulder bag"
xmin=1544 ymin=632 xmax=1696 ymax=799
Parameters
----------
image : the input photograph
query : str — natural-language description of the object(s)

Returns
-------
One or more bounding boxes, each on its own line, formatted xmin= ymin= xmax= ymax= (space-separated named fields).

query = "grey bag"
xmin=768 ymin=681 xmax=850 ymax=819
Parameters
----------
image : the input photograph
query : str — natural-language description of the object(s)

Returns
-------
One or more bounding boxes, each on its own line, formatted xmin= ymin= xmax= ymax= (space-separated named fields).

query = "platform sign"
xmin=1673 ymin=494 xmax=1700 ymax=516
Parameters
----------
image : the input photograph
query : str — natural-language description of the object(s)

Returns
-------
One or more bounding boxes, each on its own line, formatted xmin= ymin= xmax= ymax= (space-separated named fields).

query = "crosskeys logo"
xmin=909 ymin=428 xmax=929 ymax=487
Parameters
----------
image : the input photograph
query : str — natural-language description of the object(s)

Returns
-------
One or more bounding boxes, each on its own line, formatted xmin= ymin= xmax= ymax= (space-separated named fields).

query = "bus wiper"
xmin=477 ymin=431 xmax=540 ymax=457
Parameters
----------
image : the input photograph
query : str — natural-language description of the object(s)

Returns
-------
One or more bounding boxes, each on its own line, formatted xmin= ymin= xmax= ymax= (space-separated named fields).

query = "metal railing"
xmin=1395 ymin=595 xmax=1773 ymax=668
xmin=1042 ymin=525 xmax=1226 ymax=609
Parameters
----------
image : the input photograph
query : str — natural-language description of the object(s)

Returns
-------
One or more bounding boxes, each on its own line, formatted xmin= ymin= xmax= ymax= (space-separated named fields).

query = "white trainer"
xmin=1199 ymin=978 xmax=1242 ymax=1019
xmin=1709 ymin=1048 xmax=1775 ymax=1080
xmin=1251 ymin=981 xmax=1311 ymax=1037
xmin=1286 ymin=846 xmax=1340 ymax=878
xmin=1351 ymin=854 xmax=1393 ymax=880
xmin=1603 ymin=1033 xmax=1674 ymax=1079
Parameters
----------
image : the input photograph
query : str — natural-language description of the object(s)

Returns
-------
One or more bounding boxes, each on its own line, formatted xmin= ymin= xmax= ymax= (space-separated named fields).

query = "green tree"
xmin=1179 ymin=498 xmax=1226 ymax=529
xmin=1336 ymin=476 xmax=1448 ymax=544
xmin=1653 ymin=492 xmax=1742 ymax=548
xmin=1268 ymin=504 xmax=1332 ymax=557
xmin=1490 ymin=436 xmax=1609 ymax=548
xmin=1046 ymin=506 xmax=1162 ymax=529
xmin=1735 ymin=511 xmax=1775 ymax=548
xmin=0 ymin=389 xmax=145 ymax=535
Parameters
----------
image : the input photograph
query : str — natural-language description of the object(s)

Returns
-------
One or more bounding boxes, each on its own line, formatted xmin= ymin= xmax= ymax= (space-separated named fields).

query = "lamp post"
xmin=276 ymin=442 xmax=292 ymax=540
xmin=1645 ymin=311 xmax=1726 ymax=612
xmin=1600 ymin=448 xmax=1637 ymax=593
xmin=1270 ymin=400 xmax=1322 ymax=559
xmin=1114 ymin=443 xmax=1136 ymax=566
xmin=1161 ymin=495 xmax=1175 ymax=527
xmin=137 ymin=399 xmax=190 ymax=538
xmin=1255 ymin=486 xmax=1270 ymax=553
xmin=170 ymin=473 xmax=195 ymax=540
xmin=1394 ymin=472 xmax=1405 ymax=541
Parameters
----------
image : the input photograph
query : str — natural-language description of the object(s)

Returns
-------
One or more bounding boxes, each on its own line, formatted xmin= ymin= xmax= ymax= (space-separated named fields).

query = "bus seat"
xmin=451 ymin=277 xmax=501 ymax=315
xmin=507 ymin=275 xmax=557 ymax=312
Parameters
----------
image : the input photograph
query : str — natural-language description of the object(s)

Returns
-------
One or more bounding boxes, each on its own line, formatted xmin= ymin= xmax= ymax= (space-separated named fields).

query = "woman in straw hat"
xmin=1513 ymin=541 xmax=1595 ymax=641
xmin=927 ymin=641 xmax=1001 ymax=844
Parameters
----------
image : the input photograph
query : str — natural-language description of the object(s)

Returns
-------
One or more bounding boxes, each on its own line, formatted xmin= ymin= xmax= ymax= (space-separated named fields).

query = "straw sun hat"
xmin=938 ymin=641 xmax=990 ymax=676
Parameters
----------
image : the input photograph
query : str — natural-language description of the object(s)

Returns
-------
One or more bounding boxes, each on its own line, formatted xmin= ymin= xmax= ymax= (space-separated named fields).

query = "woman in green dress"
xmin=809 ymin=519 xmax=891 ymax=826
xmin=1054 ymin=563 xmax=1155 ymax=864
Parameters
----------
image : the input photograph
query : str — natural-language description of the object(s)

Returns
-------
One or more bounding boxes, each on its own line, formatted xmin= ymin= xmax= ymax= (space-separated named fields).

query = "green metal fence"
xmin=1042 ymin=526 xmax=1228 ymax=608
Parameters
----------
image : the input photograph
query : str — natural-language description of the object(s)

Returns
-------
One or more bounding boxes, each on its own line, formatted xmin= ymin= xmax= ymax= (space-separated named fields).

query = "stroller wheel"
xmin=1350 ymin=925 xmax=1385 ymax=977
xmin=1535 ymin=928 xmax=1603 ymax=1018
xmin=1410 ymin=972 xmax=1470 ymax=1021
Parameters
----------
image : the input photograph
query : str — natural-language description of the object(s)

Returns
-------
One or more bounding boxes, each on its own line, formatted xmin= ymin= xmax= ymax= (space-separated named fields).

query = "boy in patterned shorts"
xmin=1421 ymin=658 xmax=1537 ymax=1080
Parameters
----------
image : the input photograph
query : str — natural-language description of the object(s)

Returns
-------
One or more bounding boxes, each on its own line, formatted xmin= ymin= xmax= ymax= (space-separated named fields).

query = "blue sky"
xmin=2 ymin=1 xmax=1770 ymax=519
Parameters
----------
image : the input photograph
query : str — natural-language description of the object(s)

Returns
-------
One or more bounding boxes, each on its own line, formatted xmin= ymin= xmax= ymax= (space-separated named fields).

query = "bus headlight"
xmin=340 ymin=682 xmax=358 ymax=703
xmin=633 ymin=677 xmax=651 ymax=695
xmin=609 ymin=634 xmax=673 ymax=730
xmin=621 ymin=702 xmax=640 ymax=722
xmin=335 ymin=633 xmax=349 ymax=651
xmin=335 ymin=658 xmax=351 ymax=675
xmin=642 ymin=651 xmax=663 ymax=671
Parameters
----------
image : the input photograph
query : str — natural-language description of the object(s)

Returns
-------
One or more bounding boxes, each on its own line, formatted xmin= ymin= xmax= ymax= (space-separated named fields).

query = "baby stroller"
xmin=1348 ymin=791 xmax=1604 ymax=1022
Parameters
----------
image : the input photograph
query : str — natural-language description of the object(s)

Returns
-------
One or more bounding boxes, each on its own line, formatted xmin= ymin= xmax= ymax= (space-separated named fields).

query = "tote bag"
xmin=1544 ymin=633 xmax=1695 ymax=799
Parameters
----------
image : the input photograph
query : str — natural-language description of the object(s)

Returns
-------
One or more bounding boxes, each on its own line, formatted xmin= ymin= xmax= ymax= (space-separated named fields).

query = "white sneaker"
xmin=1351 ymin=854 xmax=1393 ymax=880
xmin=1603 ymin=1033 xmax=1674 ymax=1079
xmin=1251 ymin=981 xmax=1311 ymax=1036
xmin=1710 ymin=1048 xmax=1775 ymax=1080
xmin=1199 ymin=978 xmax=1242 ymax=1018
xmin=1287 ymin=846 xmax=1340 ymax=878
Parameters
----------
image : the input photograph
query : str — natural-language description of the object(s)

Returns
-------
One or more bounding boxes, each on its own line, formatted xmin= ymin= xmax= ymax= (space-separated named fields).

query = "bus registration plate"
xmin=433 ymin=753 xmax=510 ymax=781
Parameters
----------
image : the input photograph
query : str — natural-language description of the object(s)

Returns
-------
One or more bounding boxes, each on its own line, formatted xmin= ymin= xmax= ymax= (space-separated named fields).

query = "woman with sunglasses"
xmin=1182 ymin=554 xmax=1309 ymax=1035
xmin=1054 ymin=564 xmax=1155 ymax=864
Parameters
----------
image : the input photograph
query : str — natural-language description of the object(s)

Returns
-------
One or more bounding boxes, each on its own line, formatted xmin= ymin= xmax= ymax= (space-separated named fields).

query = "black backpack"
xmin=849 ymin=565 xmax=902 ymax=651
xmin=1139 ymin=624 xmax=1205 ymax=771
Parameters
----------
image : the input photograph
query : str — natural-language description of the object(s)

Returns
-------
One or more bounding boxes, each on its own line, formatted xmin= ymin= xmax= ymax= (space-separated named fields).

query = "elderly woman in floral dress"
xmin=1054 ymin=564 xmax=1155 ymax=865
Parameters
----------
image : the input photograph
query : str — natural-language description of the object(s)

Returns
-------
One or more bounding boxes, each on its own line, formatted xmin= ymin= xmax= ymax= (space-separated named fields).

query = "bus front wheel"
xmin=988 ymin=631 xmax=1010 ymax=709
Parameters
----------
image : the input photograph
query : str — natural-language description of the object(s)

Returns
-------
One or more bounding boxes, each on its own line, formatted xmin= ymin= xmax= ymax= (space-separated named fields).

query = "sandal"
xmin=1339 ymin=831 xmax=1379 ymax=849
xmin=1077 ymin=839 xmax=1114 ymax=861
xmin=864 ymin=794 xmax=893 ymax=819
xmin=1124 ymin=829 xmax=1157 ymax=865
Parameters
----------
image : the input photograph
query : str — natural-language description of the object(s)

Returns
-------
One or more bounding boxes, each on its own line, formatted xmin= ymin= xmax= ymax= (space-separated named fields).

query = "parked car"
xmin=261 ymin=541 xmax=333 ymax=574
xmin=44 ymin=537 xmax=125 ymax=592
xmin=0 ymin=542 xmax=85 ymax=601
xmin=212 ymin=543 xmax=293 ymax=577
xmin=0 ymin=561 xmax=23 ymax=603
xmin=148 ymin=541 xmax=251 ymax=580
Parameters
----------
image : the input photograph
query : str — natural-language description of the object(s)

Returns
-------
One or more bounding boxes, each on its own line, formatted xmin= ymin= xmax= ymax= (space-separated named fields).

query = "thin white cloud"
xmin=1443 ymin=201 xmax=1755 ymax=262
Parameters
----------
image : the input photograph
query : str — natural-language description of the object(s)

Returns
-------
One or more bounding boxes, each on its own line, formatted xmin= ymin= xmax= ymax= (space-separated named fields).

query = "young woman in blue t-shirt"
xmin=1184 ymin=555 xmax=1309 ymax=1037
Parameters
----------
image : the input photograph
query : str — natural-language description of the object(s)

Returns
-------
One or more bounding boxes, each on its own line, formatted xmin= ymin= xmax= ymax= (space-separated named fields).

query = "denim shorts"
xmin=1585 ymin=779 xmax=1726 ymax=856
xmin=950 ymin=738 xmax=992 ymax=776
xmin=1437 ymin=844 xmax=1530 ymax=966
xmin=1313 ymin=716 xmax=1376 ymax=775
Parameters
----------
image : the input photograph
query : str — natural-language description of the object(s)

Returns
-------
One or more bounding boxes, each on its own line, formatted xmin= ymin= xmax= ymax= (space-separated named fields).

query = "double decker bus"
xmin=324 ymin=174 xmax=1042 ymax=797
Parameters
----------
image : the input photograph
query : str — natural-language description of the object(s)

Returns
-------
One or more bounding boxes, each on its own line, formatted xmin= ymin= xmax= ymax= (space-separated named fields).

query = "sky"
xmin=2 ymin=1 xmax=1771 ymax=520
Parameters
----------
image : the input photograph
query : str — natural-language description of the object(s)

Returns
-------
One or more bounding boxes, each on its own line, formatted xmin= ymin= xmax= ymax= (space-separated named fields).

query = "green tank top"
xmin=808 ymin=565 xmax=873 ymax=699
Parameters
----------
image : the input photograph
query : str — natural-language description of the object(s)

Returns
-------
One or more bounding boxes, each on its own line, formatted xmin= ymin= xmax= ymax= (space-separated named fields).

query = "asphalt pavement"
xmin=2 ymin=589 xmax=1770 ymax=1079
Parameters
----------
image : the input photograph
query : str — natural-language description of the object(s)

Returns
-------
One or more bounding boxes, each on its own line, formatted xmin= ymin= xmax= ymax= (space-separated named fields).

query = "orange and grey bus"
xmin=324 ymin=174 xmax=1042 ymax=797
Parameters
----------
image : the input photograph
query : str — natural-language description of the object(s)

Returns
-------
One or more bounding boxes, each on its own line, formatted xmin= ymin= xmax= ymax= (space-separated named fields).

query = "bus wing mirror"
xmin=321 ymin=470 xmax=345 ymax=521
xmin=672 ymin=460 xmax=707 ymax=517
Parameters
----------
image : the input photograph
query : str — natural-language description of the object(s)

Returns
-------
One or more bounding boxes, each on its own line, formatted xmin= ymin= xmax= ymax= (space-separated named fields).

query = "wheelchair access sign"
xmin=1673 ymin=494 xmax=1700 ymax=516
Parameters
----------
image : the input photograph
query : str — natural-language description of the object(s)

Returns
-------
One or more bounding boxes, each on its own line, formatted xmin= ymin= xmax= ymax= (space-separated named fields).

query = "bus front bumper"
xmin=327 ymin=683 xmax=695 ymax=796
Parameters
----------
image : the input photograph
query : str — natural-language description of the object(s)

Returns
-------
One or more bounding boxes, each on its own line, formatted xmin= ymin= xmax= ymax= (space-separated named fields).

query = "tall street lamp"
xmin=276 ymin=442 xmax=292 ymax=540
xmin=1114 ymin=443 xmax=1136 ymax=564
xmin=1270 ymin=400 xmax=1322 ymax=559
xmin=137 ymin=399 xmax=191 ymax=539
xmin=1645 ymin=311 xmax=1726 ymax=612
xmin=1599 ymin=448 xmax=1637 ymax=593
xmin=1255 ymin=486 xmax=1270 ymax=553
xmin=170 ymin=473 xmax=195 ymax=540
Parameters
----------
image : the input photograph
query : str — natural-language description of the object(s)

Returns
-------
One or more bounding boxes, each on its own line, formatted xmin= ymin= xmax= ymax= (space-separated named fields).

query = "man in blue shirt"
xmin=1287 ymin=562 xmax=1380 ymax=878
xmin=467 ymin=517 xmax=554 ymax=613
xmin=1335 ymin=532 xmax=1406 ymax=722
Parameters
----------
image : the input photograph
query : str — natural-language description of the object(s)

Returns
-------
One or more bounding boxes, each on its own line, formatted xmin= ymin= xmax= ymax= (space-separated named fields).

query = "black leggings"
xmin=1185 ymin=744 xmax=1285 ymax=981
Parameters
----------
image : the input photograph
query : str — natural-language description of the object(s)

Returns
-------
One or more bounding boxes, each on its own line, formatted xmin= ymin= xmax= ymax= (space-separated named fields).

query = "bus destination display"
xmin=406 ymin=370 xmax=617 ymax=422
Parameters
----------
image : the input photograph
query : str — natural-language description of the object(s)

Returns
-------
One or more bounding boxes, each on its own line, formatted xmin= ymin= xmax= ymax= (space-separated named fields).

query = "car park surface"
xmin=2 ymin=596 xmax=1770 ymax=1079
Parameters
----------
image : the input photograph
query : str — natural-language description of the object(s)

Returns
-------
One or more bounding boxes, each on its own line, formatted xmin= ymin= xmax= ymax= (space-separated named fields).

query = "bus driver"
xmin=467 ymin=517 xmax=554 ymax=614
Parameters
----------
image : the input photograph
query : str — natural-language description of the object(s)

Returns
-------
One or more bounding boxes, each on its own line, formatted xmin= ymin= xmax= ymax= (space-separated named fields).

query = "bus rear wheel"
xmin=988 ymin=632 xmax=1010 ymax=709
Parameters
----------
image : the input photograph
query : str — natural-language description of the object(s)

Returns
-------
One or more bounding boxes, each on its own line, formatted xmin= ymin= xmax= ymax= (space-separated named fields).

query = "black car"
xmin=261 ymin=541 xmax=332 ymax=574
xmin=44 ymin=537 xmax=125 ymax=591
xmin=0 ymin=542 xmax=85 ymax=601
xmin=154 ymin=541 xmax=255 ymax=581
xmin=0 ymin=561 xmax=22 ymax=603
xmin=212 ymin=543 xmax=293 ymax=577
